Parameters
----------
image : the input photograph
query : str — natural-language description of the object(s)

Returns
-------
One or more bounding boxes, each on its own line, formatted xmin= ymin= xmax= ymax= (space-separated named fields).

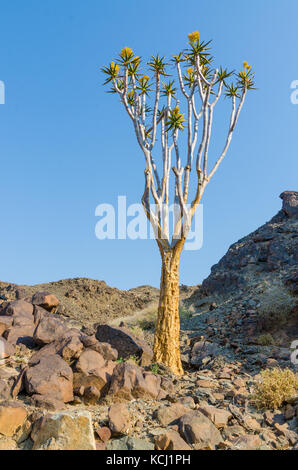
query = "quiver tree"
xmin=102 ymin=31 xmax=255 ymax=375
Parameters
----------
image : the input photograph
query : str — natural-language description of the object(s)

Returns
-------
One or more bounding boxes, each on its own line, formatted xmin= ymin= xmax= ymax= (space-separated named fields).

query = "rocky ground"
xmin=0 ymin=191 xmax=297 ymax=451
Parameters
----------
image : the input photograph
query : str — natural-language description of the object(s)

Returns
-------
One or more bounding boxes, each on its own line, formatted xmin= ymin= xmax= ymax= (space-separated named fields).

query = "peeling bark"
xmin=153 ymin=247 xmax=184 ymax=376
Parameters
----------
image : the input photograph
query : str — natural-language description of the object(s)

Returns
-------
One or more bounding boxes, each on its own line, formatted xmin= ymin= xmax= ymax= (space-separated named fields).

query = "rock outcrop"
xmin=202 ymin=191 xmax=298 ymax=296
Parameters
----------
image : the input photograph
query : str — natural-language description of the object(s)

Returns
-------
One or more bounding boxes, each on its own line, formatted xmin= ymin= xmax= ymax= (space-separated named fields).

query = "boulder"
xmin=190 ymin=341 xmax=220 ymax=366
xmin=155 ymin=403 xmax=189 ymax=427
xmin=33 ymin=316 xmax=69 ymax=346
xmin=73 ymin=349 xmax=115 ymax=396
xmin=95 ymin=324 xmax=153 ymax=365
xmin=5 ymin=325 xmax=35 ymax=347
xmin=108 ymin=403 xmax=131 ymax=436
xmin=178 ymin=411 xmax=222 ymax=449
xmin=32 ymin=292 xmax=59 ymax=312
xmin=32 ymin=410 xmax=96 ymax=450
xmin=83 ymin=386 xmax=100 ymax=405
xmin=29 ymin=335 xmax=83 ymax=366
xmin=108 ymin=363 xmax=161 ymax=401
xmin=31 ymin=394 xmax=66 ymax=412
xmin=280 ymin=191 xmax=298 ymax=219
xmin=197 ymin=405 xmax=232 ymax=428
xmin=155 ymin=431 xmax=192 ymax=450
xmin=25 ymin=354 xmax=73 ymax=403
xmin=0 ymin=402 xmax=27 ymax=437
xmin=2 ymin=300 xmax=33 ymax=319
xmin=80 ymin=335 xmax=118 ymax=361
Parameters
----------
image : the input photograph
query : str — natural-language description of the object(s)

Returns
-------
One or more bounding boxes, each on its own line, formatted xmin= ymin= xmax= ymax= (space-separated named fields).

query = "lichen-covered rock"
xmin=32 ymin=410 xmax=96 ymax=450
xmin=0 ymin=402 xmax=27 ymax=437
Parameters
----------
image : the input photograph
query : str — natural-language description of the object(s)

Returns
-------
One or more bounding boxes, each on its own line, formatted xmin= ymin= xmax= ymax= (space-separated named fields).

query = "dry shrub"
xmin=251 ymin=368 xmax=298 ymax=410
xmin=257 ymin=333 xmax=275 ymax=346
xmin=129 ymin=325 xmax=145 ymax=339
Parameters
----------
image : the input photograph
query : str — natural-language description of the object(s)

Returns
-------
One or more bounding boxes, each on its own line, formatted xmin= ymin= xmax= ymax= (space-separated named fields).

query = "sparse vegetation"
xmin=251 ymin=368 xmax=298 ymax=410
xmin=258 ymin=285 xmax=295 ymax=332
xmin=179 ymin=305 xmax=192 ymax=320
xmin=150 ymin=363 xmax=165 ymax=375
xmin=257 ymin=333 xmax=275 ymax=346
xmin=129 ymin=325 xmax=145 ymax=339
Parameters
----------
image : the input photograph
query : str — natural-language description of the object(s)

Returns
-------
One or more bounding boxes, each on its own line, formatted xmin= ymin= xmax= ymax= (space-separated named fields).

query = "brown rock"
xmin=108 ymin=403 xmax=131 ymax=436
xmin=83 ymin=386 xmax=100 ymax=405
xmin=108 ymin=363 xmax=162 ymax=401
xmin=198 ymin=405 xmax=232 ymax=428
xmin=81 ymin=336 xmax=118 ymax=361
xmin=176 ymin=396 xmax=195 ymax=409
xmin=5 ymin=324 xmax=35 ymax=347
xmin=95 ymin=324 xmax=153 ymax=366
xmin=230 ymin=434 xmax=263 ymax=450
xmin=25 ymin=354 xmax=73 ymax=402
xmin=0 ymin=402 xmax=27 ymax=437
xmin=155 ymin=403 xmax=189 ymax=427
xmin=2 ymin=300 xmax=33 ymax=319
xmin=155 ymin=430 xmax=191 ymax=450
xmin=243 ymin=416 xmax=262 ymax=432
xmin=178 ymin=411 xmax=222 ymax=449
xmin=96 ymin=427 xmax=111 ymax=443
xmin=33 ymin=316 xmax=68 ymax=346
xmin=59 ymin=335 xmax=84 ymax=362
xmin=196 ymin=379 xmax=217 ymax=389
xmin=32 ymin=292 xmax=59 ymax=312
xmin=274 ymin=423 xmax=298 ymax=445
xmin=76 ymin=349 xmax=105 ymax=374
xmin=74 ymin=349 xmax=114 ymax=396
xmin=31 ymin=394 xmax=66 ymax=411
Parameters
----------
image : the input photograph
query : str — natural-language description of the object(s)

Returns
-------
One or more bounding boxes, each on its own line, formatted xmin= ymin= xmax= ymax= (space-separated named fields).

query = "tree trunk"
xmin=153 ymin=248 xmax=184 ymax=375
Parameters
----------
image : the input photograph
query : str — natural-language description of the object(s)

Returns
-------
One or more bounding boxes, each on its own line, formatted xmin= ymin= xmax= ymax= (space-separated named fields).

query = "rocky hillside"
xmin=182 ymin=191 xmax=298 ymax=349
xmin=0 ymin=278 xmax=160 ymax=326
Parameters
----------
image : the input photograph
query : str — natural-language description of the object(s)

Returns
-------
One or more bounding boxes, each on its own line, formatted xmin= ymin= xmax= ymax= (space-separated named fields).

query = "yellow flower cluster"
xmin=187 ymin=67 xmax=194 ymax=76
xmin=142 ymin=75 xmax=150 ymax=81
xmin=110 ymin=62 xmax=119 ymax=75
xmin=172 ymin=105 xmax=181 ymax=116
xmin=243 ymin=61 xmax=251 ymax=70
xmin=127 ymin=91 xmax=134 ymax=98
xmin=120 ymin=47 xmax=133 ymax=58
xmin=188 ymin=31 xmax=200 ymax=43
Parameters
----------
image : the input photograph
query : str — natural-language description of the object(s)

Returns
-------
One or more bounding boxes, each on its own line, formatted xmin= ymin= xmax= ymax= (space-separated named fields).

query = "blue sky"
xmin=0 ymin=0 xmax=297 ymax=289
